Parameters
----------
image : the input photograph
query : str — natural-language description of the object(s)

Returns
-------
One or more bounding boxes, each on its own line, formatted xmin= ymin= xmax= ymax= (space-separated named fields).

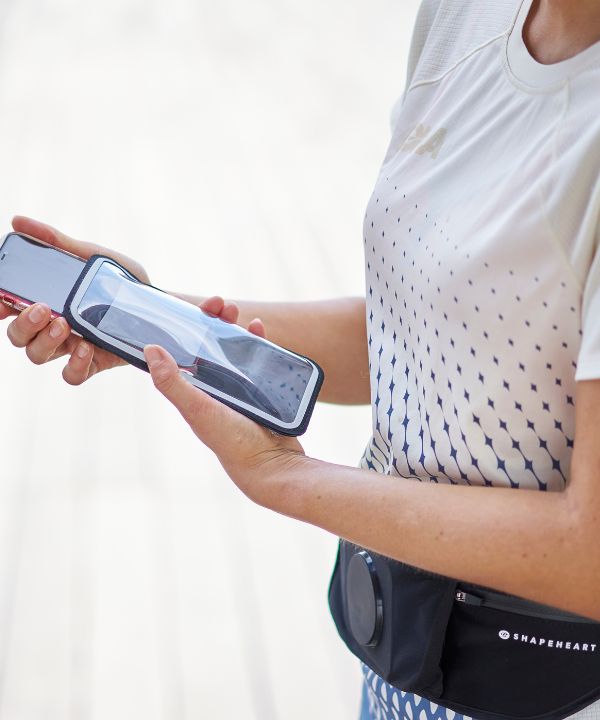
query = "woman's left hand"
xmin=143 ymin=328 xmax=307 ymax=508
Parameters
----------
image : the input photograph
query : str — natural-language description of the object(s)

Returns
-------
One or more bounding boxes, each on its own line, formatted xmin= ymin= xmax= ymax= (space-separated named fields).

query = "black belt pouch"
xmin=328 ymin=540 xmax=457 ymax=697
xmin=329 ymin=540 xmax=600 ymax=720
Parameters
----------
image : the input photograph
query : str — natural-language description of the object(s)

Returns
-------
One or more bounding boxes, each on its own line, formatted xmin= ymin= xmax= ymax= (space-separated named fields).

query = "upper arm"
xmin=567 ymin=380 xmax=600 ymax=550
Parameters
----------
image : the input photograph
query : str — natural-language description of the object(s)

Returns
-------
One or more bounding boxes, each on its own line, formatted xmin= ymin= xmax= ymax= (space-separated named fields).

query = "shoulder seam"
xmin=405 ymin=31 xmax=509 ymax=95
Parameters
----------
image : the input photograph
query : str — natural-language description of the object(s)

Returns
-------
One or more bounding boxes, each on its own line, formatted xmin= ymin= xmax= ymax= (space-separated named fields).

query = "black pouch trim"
xmin=329 ymin=540 xmax=600 ymax=720
xmin=64 ymin=255 xmax=324 ymax=436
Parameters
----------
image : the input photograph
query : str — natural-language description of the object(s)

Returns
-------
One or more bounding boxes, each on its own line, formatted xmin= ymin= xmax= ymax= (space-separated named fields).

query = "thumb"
xmin=144 ymin=344 xmax=218 ymax=430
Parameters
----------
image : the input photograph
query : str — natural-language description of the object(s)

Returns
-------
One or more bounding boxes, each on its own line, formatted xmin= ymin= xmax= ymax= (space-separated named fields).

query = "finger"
xmin=0 ymin=304 xmax=16 ymax=321
xmin=247 ymin=318 xmax=266 ymax=338
xmin=12 ymin=216 xmax=102 ymax=261
xmin=12 ymin=216 xmax=149 ymax=282
xmin=6 ymin=303 xmax=51 ymax=348
xmin=220 ymin=302 xmax=240 ymax=324
xmin=25 ymin=317 xmax=71 ymax=365
xmin=145 ymin=345 xmax=223 ymax=432
xmin=199 ymin=296 xmax=224 ymax=316
xmin=62 ymin=342 xmax=94 ymax=385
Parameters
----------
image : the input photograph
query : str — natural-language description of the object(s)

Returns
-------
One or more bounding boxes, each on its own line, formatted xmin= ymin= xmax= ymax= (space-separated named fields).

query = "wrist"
xmin=240 ymin=450 xmax=317 ymax=515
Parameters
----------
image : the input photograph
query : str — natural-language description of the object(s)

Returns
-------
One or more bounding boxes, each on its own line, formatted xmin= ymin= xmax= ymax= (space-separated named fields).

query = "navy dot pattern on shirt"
xmin=360 ymin=180 xmax=580 ymax=492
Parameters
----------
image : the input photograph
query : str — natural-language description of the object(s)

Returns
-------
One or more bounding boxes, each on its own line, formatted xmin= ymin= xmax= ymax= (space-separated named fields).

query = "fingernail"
xmin=76 ymin=342 xmax=90 ymax=359
xmin=29 ymin=305 xmax=46 ymax=323
xmin=145 ymin=346 xmax=163 ymax=369
xmin=49 ymin=319 xmax=65 ymax=338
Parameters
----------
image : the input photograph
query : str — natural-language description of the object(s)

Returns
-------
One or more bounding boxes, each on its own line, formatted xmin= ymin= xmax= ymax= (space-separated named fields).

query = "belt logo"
xmin=498 ymin=629 xmax=597 ymax=652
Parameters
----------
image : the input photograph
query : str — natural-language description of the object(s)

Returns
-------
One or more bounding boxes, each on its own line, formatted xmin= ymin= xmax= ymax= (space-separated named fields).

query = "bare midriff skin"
xmin=3 ymin=1 xmax=600 ymax=624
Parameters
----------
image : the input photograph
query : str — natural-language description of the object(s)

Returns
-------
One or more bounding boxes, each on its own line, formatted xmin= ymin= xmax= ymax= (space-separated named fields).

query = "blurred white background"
xmin=0 ymin=0 xmax=419 ymax=718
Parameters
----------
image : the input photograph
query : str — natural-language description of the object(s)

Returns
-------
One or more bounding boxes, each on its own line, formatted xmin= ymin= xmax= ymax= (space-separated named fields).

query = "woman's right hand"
xmin=0 ymin=216 xmax=151 ymax=385
xmin=1 ymin=216 xmax=266 ymax=385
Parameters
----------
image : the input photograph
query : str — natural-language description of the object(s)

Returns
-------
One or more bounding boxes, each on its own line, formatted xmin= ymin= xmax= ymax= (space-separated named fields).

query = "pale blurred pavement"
xmin=0 ymin=1 xmax=420 ymax=718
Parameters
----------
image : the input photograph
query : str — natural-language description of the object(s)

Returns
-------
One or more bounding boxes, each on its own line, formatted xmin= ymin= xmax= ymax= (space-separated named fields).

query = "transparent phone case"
xmin=64 ymin=256 xmax=323 ymax=435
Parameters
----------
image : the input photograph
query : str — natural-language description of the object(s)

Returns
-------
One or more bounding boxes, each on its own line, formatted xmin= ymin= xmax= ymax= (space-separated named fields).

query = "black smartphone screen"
xmin=0 ymin=233 xmax=85 ymax=314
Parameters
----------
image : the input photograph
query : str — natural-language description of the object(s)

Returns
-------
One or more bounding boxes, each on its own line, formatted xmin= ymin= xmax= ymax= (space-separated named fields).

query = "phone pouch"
xmin=63 ymin=255 xmax=323 ymax=435
xmin=329 ymin=540 xmax=600 ymax=720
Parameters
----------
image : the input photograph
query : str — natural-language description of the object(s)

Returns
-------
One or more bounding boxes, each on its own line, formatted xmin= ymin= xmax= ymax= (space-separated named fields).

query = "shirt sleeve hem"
xmin=574 ymin=360 xmax=600 ymax=381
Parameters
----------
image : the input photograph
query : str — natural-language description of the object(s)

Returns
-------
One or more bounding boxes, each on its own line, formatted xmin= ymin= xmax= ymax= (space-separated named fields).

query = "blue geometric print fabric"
xmin=360 ymin=665 xmax=472 ymax=720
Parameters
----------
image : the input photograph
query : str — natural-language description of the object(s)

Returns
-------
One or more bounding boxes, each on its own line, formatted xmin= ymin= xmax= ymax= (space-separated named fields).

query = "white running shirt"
xmin=360 ymin=0 xmax=600 ymax=717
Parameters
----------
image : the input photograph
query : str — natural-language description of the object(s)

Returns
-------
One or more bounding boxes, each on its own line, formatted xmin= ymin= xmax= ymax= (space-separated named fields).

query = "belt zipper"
xmin=455 ymin=589 xmax=596 ymax=624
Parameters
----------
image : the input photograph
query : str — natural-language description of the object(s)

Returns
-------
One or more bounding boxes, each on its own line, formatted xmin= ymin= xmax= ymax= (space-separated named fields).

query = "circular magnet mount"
xmin=346 ymin=549 xmax=383 ymax=647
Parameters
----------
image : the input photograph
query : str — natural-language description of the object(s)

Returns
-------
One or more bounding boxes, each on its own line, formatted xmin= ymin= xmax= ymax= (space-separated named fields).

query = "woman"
xmin=2 ymin=0 xmax=600 ymax=718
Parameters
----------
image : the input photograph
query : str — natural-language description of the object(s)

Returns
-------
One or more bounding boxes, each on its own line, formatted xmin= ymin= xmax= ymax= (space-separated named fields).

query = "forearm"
xmin=177 ymin=294 xmax=370 ymax=404
xmin=267 ymin=456 xmax=599 ymax=621
xmin=149 ymin=298 xmax=600 ymax=622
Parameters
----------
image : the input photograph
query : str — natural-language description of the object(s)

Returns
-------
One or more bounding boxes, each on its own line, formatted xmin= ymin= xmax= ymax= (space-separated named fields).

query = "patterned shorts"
xmin=359 ymin=664 xmax=472 ymax=720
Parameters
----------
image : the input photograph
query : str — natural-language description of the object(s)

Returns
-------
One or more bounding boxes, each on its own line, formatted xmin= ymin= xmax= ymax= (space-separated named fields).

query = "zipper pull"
xmin=455 ymin=589 xmax=483 ymax=606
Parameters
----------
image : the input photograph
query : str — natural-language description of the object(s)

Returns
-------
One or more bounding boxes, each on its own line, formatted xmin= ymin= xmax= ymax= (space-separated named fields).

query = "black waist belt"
xmin=328 ymin=540 xmax=600 ymax=720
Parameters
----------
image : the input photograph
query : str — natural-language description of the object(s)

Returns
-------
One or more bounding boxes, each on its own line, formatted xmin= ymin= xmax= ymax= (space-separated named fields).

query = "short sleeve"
xmin=390 ymin=0 xmax=518 ymax=130
xmin=390 ymin=0 xmax=442 ymax=130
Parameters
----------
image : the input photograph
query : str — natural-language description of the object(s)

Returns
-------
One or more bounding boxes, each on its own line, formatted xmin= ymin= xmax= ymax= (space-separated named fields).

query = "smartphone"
xmin=1 ymin=232 xmax=323 ymax=434
xmin=0 ymin=232 xmax=85 ymax=317
xmin=65 ymin=256 xmax=324 ymax=434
